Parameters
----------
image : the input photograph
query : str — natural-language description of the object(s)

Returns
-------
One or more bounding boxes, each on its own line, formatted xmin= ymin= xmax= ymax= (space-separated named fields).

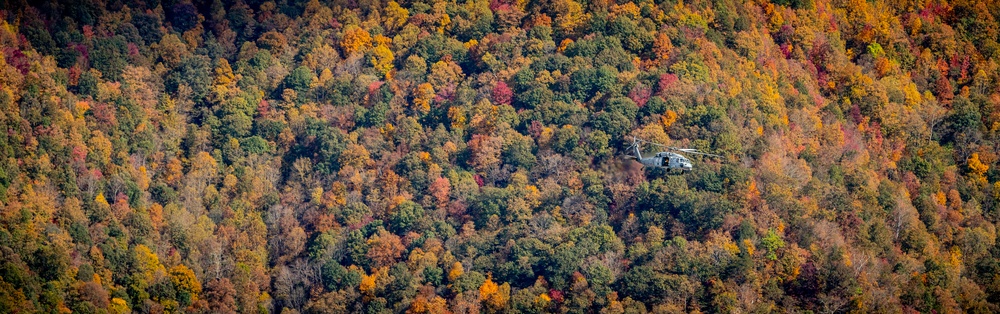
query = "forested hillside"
xmin=1 ymin=0 xmax=999 ymax=312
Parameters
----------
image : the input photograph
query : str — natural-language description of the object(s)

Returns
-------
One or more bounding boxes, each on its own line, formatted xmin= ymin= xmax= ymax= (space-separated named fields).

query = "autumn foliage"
xmin=1 ymin=0 xmax=1000 ymax=313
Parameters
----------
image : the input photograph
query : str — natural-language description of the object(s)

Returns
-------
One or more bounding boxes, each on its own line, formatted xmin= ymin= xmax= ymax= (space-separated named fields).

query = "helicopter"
xmin=623 ymin=137 xmax=722 ymax=172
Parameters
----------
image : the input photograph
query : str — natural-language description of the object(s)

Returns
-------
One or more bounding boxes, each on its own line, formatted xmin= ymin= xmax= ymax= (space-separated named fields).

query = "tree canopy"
xmin=1 ymin=0 xmax=1000 ymax=313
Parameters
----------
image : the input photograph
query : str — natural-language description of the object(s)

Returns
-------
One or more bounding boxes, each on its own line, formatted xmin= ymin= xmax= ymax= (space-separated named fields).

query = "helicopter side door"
xmin=654 ymin=153 xmax=668 ymax=167
xmin=666 ymin=154 xmax=687 ymax=170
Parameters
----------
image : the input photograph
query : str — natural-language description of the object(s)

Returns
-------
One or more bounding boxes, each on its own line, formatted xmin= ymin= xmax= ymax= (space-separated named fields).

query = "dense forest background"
xmin=0 ymin=0 xmax=999 ymax=312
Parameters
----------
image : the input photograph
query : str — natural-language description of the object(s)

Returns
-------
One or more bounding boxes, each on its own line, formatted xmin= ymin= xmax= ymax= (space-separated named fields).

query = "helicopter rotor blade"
xmin=627 ymin=136 xmax=725 ymax=164
xmin=633 ymin=138 xmax=669 ymax=148
xmin=628 ymin=137 xmax=723 ymax=158
xmin=682 ymin=151 xmax=724 ymax=158
xmin=667 ymin=147 xmax=722 ymax=158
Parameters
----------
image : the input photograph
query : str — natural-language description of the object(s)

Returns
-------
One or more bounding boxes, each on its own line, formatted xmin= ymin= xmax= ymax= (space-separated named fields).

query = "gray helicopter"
xmin=624 ymin=137 xmax=721 ymax=172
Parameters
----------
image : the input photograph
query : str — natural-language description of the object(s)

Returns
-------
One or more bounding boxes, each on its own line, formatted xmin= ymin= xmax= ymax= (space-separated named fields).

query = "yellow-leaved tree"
xmin=968 ymin=153 xmax=989 ymax=185
xmin=371 ymin=44 xmax=395 ymax=78
xmin=134 ymin=244 xmax=166 ymax=297
xmin=414 ymin=83 xmax=435 ymax=114
xmin=169 ymin=264 xmax=203 ymax=305
xmin=341 ymin=25 xmax=372 ymax=55
xmin=479 ymin=275 xmax=511 ymax=312
xmin=384 ymin=1 xmax=410 ymax=32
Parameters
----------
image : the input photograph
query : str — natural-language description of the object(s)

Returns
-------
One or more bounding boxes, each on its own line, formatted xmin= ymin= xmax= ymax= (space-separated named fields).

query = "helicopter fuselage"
xmin=626 ymin=137 xmax=713 ymax=172
xmin=637 ymin=152 xmax=693 ymax=171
